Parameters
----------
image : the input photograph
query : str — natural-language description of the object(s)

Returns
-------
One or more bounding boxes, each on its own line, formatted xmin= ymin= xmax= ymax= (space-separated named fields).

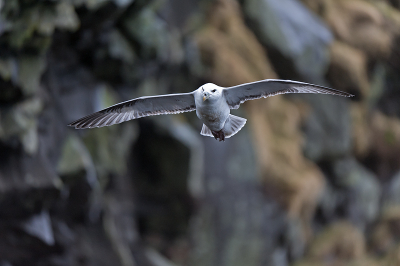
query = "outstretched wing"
xmin=68 ymin=92 xmax=196 ymax=129
xmin=223 ymin=79 xmax=354 ymax=109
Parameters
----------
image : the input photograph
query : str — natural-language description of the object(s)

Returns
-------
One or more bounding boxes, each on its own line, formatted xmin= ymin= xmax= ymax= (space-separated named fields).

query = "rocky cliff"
xmin=1 ymin=0 xmax=400 ymax=265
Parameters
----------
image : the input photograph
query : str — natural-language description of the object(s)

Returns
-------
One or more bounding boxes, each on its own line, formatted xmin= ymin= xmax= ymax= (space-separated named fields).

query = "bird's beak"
xmin=203 ymin=96 xmax=207 ymax=101
xmin=203 ymin=93 xmax=210 ymax=101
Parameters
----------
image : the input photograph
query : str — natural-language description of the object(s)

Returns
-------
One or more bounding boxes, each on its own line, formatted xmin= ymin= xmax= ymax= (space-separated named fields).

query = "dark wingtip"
xmin=67 ymin=119 xmax=83 ymax=129
xmin=67 ymin=119 xmax=89 ymax=129
xmin=320 ymin=84 xmax=355 ymax=98
xmin=67 ymin=121 xmax=77 ymax=128
xmin=67 ymin=112 xmax=103 ymax=129
xmin=67 ymin=123 xmax=82 ymax=129
xmin=341 ymin=92 xmax=355 ymax=98
xmin=319 ymin=85 xmax=354 ymax=98
xmin=67 ymin=121 xmax=76 ymax=127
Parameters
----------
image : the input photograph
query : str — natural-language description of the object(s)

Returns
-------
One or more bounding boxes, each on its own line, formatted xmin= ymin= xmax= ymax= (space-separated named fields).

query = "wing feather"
xmin=69 ymin=92 xmax=196 ymax=129
xmin=223 ymin=79 xmax=354 ymax=109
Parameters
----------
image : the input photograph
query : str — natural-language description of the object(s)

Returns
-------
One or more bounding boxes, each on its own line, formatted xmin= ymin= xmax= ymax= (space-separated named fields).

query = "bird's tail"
xmin=200 ymin=114 xmax=247 ymax=139
xmin=223 ymin=114 xmax=246 ymax=138
xmin=200 ymin=124 xmax=214 ymax=137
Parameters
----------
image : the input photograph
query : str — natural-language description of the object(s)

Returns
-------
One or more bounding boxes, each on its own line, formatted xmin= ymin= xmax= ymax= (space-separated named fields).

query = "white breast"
xmin=195 ymin=90 xmax=230 ymax=131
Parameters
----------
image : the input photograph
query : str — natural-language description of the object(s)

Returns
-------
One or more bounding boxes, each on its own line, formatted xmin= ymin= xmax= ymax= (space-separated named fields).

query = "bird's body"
xmin=194 ymin=84 xmax=229 ymax=131
xmin=69 ymin=79 xmax=353 ymax=141
xmin=194 ymin=83 xmax=246 ymax=141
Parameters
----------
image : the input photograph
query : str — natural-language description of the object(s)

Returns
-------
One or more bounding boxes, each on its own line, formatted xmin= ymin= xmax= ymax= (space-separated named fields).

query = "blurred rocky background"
xmin=1 ymin=0 xmax=400 ymax=265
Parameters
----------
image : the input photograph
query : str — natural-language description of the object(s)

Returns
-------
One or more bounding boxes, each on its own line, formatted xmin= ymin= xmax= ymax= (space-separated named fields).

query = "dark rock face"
xmin=190 ymin=129 xmax=287 ymax=266
xmin=1 ymin=0 xmax=400 ymax=266
xmin=301 ymin=94 xmax=352 ymax=161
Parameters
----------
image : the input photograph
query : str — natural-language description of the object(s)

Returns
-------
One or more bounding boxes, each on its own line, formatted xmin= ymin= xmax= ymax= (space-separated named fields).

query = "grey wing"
xmin=223 ymin=79 xmax=354 ymax=109
xmin=68 ymin=92 xmax=196 ymax=129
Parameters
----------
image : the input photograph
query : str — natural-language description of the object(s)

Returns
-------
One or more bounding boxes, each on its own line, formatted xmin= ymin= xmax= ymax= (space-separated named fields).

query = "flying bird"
xmin=68 ymin=79 xmax=353 ymax=141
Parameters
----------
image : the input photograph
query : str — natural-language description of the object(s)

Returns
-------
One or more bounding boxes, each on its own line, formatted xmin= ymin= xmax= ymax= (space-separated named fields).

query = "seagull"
xmin=68 ymin=79 xmax=353 ymax=141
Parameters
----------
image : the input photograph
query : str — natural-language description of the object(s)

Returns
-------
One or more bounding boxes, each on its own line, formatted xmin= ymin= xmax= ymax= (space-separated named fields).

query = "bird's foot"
xmin=212 ymin=130 xmax=225 ymax=142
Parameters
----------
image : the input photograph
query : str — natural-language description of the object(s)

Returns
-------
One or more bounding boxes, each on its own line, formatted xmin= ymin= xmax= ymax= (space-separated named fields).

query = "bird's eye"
xmin=212 ymin=89 xmax=216 ymax=93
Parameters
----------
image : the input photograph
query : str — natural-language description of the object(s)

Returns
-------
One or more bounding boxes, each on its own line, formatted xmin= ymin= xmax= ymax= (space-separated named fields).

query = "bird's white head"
xmin=200 ymin=83 xmax=222 ymax=102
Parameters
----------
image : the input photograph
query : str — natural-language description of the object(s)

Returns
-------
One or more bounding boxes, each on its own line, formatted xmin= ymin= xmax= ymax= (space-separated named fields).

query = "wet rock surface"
xmin=1 ymin=0 xmax=400 ymax=266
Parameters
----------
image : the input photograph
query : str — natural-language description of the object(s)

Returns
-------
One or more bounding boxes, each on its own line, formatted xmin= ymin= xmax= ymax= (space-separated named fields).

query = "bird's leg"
xmin=212 ymin=130 xmax=225 ymax=142
xmin=219 ymin=131 xmax=225 ymax=141
xmin=212 ymin=131 xmax=221 ymax=141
